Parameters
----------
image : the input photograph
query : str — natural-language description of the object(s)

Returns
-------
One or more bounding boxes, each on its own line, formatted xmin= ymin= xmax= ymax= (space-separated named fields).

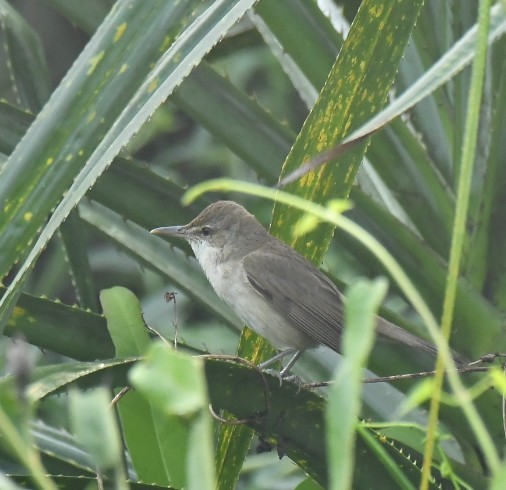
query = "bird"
xmin=151 ymin=200 xmax=440 ymax=376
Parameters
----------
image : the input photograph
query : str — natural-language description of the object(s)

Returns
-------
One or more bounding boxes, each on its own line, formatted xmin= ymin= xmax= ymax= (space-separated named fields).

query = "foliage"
xmin=0 ymin=0 xmax=505 ymax=488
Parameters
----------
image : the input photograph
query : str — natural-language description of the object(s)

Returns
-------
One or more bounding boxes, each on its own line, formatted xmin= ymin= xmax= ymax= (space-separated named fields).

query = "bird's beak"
xmin=150 ymin=226 xmax=186 ymax=238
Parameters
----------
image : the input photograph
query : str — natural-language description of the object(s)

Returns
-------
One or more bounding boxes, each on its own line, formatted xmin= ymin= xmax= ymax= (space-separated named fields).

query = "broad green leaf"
xmin=204 ymin=358 xmax=468 ymax=488
xmin=2 ymin=287 xmax=113 ymax=361
xmin=491 ymin=464 xmax=506 ymax=490
xmin=69 ymin=388 xmax=123 ymax=472
xmin=130 ymin=342 xmax=216 ymax=490
xmin=59 ymin=210 xmax=99 ymax=311
xmin=101 ymin=286 xmax=173 ymax=486
xmin=295 ymin=478 xmax=324 ymax=490
xmin=130 ymin=343 xmax=207 ymax=417
xmin=214 ymin=328 xmax=272 ymax=490
xmin=100 ymin=287 xmax=150 ymax=357
xmin=272 ymin=0 xmax=424 ymax=258
xmin=326 ymin=278 xmax=386 ymax=489
xmin=24 ymin=359 xmax=136 ymax=401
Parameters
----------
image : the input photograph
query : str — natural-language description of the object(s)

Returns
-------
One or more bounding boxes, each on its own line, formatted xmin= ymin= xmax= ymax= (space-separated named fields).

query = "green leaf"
xmin=130 ymin=343 xmax=206 ymax=416
xmin=130 ymin=342 xmax=216 ymax=490
xmin=214 ymin=328 xmax=271 ymax=490
xmin=272 ymin=0 xmax=425 ymax=256
xmin=100 ymin=287 xmax=150 ymax=358
xmin=24 ymin=359 xmax=136 ymax=402
xmin=204 ymin=357 xmax=466 ymax=488
xmin=0 ymin=0 xmax=51 ymax=111
xmin=68 ymin=388 xmax=122 ymax=472
xmin=490 ymin=462 xmax=506 ymax=490
xmin=2 ymin=287 xmax=113 ymax=361
xmin=326 ymin=278 xmax=387 ymax=490
xmin=100 ymin=287 xmax=172 ymax=486
xmin=59 ymin=210 xmax=99 ymax=311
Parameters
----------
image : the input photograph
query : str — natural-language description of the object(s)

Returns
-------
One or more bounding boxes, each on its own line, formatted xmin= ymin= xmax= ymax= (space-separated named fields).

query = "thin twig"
xmin=304 ymin=353 xmax=506 ymax=389
xmin=110 ymin=387 xmax=131 ymax=407
xmin=208 ymin=403 xmax=253 ymax=425
xmin=145 ymin=323 xmax=171 ymax=345
xmin=164 ymin=291 xmax=178 ymax=349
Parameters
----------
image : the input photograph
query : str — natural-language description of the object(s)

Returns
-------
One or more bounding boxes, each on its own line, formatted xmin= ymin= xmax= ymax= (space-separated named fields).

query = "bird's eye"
xmin=201 ymin=226 xmax=212 ymax=236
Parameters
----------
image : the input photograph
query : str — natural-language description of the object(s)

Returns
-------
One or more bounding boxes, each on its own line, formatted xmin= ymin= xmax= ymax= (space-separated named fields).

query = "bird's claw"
xmin=262 ymin=369 xmax=303 ymax=392
xmin=263 ymin=368 xmax=284 ymax=386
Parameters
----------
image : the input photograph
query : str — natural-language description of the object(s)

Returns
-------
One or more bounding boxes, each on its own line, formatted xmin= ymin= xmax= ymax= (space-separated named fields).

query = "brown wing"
xmin=243 ymin=242 xmax=345 ymax=353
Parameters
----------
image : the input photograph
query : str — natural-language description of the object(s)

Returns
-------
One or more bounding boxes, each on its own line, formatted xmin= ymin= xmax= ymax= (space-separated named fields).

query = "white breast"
xmin=190 ymin=240 xmax=314 ymax=351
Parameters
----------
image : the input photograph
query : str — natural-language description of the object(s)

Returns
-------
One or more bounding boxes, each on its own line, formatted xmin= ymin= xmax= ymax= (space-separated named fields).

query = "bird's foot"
xmin=262 ymin=369 xmax=303 ymax=392
xmin=282 ymin=374 xmax=304 ymax=393
xmin=263 ymin=368 xmax=284 ymax=386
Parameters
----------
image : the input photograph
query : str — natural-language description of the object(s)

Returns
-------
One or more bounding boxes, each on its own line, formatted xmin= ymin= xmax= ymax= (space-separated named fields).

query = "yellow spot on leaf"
xmin=119 ymin=63 xmax=128 ymax=74
xmin=161 ymin=35 xmax=172 ymax=52
xmin=23 ymin=212 xmax=33 ymax=222
xmin=65 ymin=154 xmax=73 ymax=162
xmin=46 ymin=157 xmax=54 ymax=166
xmin=13 ymin=306 xmax=27 ymax=318
xmin=78 ymin=150 xmax=84 ymax=156
xmin=87 ymin=111 xmax=96 ymax=123
xmin=114 ymin=23 xmax=127 ymax=43
xmin=87 ymin=52 xmax=105 ymax=75
xmin=147 ymin=79 xmax=159 ymax=93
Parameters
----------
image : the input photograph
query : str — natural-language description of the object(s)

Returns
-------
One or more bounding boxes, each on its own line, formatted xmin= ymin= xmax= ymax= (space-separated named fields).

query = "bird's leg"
xmin=258 ymin=349 xmax=298 ymax=371
xmin=258 ymin=349 xmax=304 ymax=387
xmin=279 ymin=350 xmax=303 ymax=378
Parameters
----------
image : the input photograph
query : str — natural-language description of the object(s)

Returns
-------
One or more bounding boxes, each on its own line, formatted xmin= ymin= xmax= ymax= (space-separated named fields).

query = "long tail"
xmin=376 ymin=317 xmax=464 ymax=366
